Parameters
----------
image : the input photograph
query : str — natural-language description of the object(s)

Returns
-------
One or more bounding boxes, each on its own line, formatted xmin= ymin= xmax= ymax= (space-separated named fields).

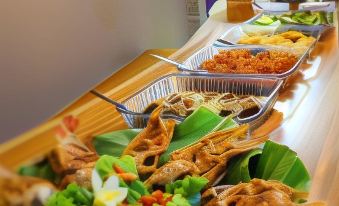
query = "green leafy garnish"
xmin=95 ymin=155 xmax=138 ymax=179
xmin=166 ymin=194 xmax=191 ymax=206
xmin=165 ymin=176 xmax=208 ymax=206
xmin=93 ymin=129 xmax=141 ymax=157
xmin=46 ymin=183 xmax=93 ymax=206
xmin=94 ymin=155 xmax=149 ymax=204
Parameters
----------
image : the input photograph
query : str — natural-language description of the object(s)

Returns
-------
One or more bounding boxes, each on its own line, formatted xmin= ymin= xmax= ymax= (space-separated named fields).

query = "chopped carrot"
xmin=118 ymin=172 xmax=138 ymax=182
xmin=152 ymin=190 xmax=163 ymax=202
xmin=113 ymin=164 xmax=125 ymax=174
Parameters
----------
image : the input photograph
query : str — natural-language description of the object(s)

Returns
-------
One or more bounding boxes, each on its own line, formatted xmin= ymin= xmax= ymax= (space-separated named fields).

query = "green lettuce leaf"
xmin=94 ymin=155 xmax=149 ymax=204
xmin=165 ymin=176 xmax=208 ymax=206
xmin=166 ymin=194 xmax=191 ymax=206
xmin=46 ymin=183 xmax=93 ymax=206
xmin=95 ymin=155 xmax=138 ymax=179
xmin=93 ymin=129 xmax=141 ymax=157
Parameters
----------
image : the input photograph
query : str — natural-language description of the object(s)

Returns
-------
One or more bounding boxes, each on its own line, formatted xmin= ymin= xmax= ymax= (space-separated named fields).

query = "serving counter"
xmin=1 ymin=8 xmax=339 ymax=205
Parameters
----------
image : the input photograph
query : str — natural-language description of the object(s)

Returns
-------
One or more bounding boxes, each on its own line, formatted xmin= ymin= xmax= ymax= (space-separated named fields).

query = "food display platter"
xmin=182 ymin=44 xmax=307 ymax=79
xmin=215 ymin=23 xmax=321 ymax=50
xmin=0 ymin=5 xmax=338 ymax=206
xmin=120 ymin=73 xmax=282 ymax=128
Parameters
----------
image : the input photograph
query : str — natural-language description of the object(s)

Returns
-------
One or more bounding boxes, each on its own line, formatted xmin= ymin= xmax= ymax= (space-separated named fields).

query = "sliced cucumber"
xmin=255 ymin=15 xmax=274 ymax=25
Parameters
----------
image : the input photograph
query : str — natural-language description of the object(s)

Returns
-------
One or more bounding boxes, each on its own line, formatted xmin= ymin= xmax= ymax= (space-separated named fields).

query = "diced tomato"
xmin=140 ymin=195 xmax=157 ymax=206
xmin=152 ymin=190 xmax=164 ymax=204
xmin=151 ymin=190 xmax=163 ymax=202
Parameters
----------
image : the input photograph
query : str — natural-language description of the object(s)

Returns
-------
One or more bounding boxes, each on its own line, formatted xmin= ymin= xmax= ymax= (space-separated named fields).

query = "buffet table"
xmin=1 ymin=8 xmax=339 ymax=205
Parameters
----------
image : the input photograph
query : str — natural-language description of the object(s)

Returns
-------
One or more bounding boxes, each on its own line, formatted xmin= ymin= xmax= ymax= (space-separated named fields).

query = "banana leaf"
xmin=221 ymin=149 xmax=262 ymax=185
xmin=93 ymin=129 xmax=141 ymax=157
xmin=18 ymin=160 xmax=59 ymax=183
xmin=223 ymin=141 xmax=311 ymax=192
xmin=254 ymin=140 xmax=311 ymax=191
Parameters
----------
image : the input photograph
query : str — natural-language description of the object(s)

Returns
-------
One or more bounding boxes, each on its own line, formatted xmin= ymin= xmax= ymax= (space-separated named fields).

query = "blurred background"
xmin=0 ymin=0 xmax=335 ymax=142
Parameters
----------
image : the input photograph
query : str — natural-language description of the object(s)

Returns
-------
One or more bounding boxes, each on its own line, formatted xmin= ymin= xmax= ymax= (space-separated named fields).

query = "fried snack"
xmin=0 ymin=166 xmax=56 ymax=206
xmin=279 ymin=31 xmax=306 ymax=42
xmin=146 ymin=124 xmax=268 ymax=187
xmin=123 ymin=106 xmax=176 ymax=175
xmin=49 ymin=143 xmax=98 ymax=175
xmin=202 ymin=178 xmax=324 ymax=206
xmin=144 ymin=160 xmax=200 ymax=187
xmin=48 ymin=116 xmax=98 ymax=189
xmin=238 ymin=31 xmax=316 ymax=56
xmin=201 ymin=49 xmax=298 ymax=74
xmin=144 ymin=92 xmax=262 ymax=119
xmin=252 ymin=109 xmax=283 ymax=138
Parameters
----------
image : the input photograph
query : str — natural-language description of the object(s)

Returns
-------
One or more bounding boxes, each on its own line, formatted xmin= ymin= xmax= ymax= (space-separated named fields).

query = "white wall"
xmin=0 ymin=0 xmax=190 ymax=141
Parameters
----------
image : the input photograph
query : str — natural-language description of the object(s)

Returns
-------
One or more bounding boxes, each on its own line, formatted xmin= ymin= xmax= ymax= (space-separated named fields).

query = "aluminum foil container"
xmin=182 ymin=44 xmax=308 ymax=80
xmin=119 ymin=73 xmax=283 ymax=128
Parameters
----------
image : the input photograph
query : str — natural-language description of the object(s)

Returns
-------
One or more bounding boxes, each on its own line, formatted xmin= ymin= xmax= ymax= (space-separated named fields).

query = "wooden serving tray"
xmin=1 ymin=9 xmax=339 ymax=205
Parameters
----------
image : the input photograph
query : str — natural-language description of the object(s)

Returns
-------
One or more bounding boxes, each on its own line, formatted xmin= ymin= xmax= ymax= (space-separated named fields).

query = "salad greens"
xmin=95 ymin=155 xmax=149 ymax=204
xmin=94 ymin=155 xmax=199 ymax=205
xmin=223 ymin=140 xmax=311 ymax=191
xmin=166 ymin=176 xmax=209 ymax=206
xmin=95 ymin=155 xmax=138 ymax=179
xmin=167 ymin=194 xmax=191 ymax=206
xmin=46 ymin=183 xmax=93 ymax=206
xmin=253 ymin=11 xmax=334 ymax=26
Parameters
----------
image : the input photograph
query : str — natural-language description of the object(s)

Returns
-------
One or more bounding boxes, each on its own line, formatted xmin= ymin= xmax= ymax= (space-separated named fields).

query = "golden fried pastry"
xmin=146 ymin=124 xmax=267 ymax=187
xmin=238 ymin=31 xmax=316 ymax=56
xmin=0 ymin=167 xmax=56 ymax=206
xmin=202 ymin=178 xmax=324 ymax=206
xmin=123 ymin=106 xmax=176 ymax=175
xmin=144 ymin=160 xmax=200 ymax=188
xmin=278 ymin=31 xmax=307 ymax=42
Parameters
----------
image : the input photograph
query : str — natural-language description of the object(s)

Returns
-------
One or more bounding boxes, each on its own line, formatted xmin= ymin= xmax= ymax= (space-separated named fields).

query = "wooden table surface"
xmin=1 ymin=9 xmax=339 ymax=205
